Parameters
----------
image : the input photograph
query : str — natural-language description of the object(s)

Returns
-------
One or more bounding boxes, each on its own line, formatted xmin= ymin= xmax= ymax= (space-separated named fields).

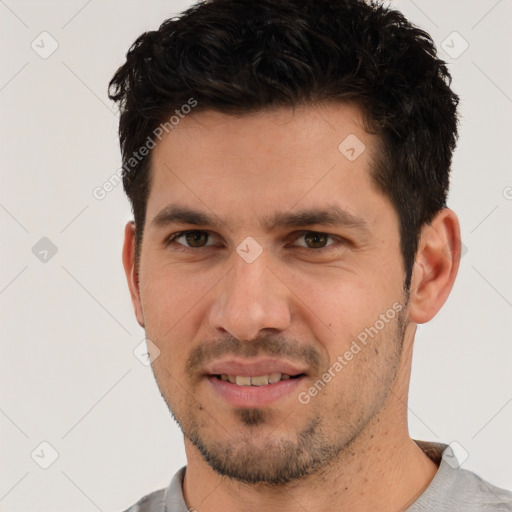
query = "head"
xmin=110 ymin=0 xmax=461 ymax=486
xmin=109 ymin=0 xmax=459 ymax=293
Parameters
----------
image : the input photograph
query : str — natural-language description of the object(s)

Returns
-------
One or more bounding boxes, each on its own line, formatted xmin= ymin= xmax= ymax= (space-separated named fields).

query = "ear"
xmin=408 ymin=208 xmax=461 ymax=324
xmin=122 ymin=221 xmax=145 ymax=328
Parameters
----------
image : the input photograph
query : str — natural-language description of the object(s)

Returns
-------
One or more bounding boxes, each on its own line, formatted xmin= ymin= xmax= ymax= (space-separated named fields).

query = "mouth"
xmin=206 ymin=372 xmax=308 ymax=407
xmin=210 ymin=372 xmax=306 ymax=386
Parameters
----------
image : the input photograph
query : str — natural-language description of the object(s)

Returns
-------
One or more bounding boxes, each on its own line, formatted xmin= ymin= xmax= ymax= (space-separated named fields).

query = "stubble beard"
xmin=155 ymin=309 xmax=407 ymax=486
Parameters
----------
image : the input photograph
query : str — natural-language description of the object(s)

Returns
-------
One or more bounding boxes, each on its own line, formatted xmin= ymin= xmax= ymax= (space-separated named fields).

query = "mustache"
xmin=185 ymin=334 xmax=322 ymax=376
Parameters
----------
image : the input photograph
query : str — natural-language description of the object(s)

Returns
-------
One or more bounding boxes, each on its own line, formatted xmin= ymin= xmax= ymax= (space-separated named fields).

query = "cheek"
xmin=138 ymin=264 xmax=223 ymax=380
xmin=139 ymin=260 xmax=217 ymax=328
xmin=297 ymin=276 xmax=405 ymax=382
xmin=320 ymin=316 xmax=403 ymax=415
xmin=283 ymin=266 xmax=383 ymax=328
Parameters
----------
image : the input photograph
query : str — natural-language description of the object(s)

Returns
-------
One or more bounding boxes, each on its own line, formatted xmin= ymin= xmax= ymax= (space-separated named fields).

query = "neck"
xmin=182 ymin=420 xmax=438 ymax=512
xmin=182 ymin=325 xmax=437 ymax=511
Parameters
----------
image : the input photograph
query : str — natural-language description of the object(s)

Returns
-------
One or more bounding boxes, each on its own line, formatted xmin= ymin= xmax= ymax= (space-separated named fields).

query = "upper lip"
xmin=205 ymin=357 xmax=308 ymax=377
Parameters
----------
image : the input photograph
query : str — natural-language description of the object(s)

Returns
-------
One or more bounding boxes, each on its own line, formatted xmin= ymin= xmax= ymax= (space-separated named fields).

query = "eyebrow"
xmin=150 ymin=204 xmax=370 ymax=235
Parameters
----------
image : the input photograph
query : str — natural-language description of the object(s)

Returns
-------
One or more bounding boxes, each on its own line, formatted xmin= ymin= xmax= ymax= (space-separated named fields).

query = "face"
xmin=127 ymin=103 xmax=411 ymax=485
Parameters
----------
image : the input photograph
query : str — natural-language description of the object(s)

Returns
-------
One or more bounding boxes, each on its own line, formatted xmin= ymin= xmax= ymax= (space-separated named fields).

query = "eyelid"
xmin=288 ymin=230 xmax=339 ymax=249
xmin=165 ymin=229 xmax=345 ymax=251
xmin=165 ymin=229 xmax=219 ymax=247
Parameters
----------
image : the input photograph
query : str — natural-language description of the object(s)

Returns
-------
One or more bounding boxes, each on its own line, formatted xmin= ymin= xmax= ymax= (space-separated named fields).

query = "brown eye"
xmin=183 ymin=231 xmax=209 ymax=247
xmin=167 ymin=230 xmax=214 ymax=248
xmin=303 ymin=232 xmax=329 ymax=248
xmin=293 ymin=231 xmax=336 ymax=249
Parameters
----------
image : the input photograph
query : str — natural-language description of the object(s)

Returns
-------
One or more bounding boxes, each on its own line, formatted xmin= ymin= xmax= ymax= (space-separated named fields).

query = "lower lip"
xmin=206 ymin=375 xmax=306 ymax=407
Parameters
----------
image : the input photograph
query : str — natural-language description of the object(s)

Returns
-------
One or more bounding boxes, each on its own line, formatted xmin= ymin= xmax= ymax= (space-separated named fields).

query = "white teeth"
xmin=235 ymin=376 xmax=252 ymax=386
xmin=250 ymin=375 xmax=269 ymax=386
xmin=268 ymin=372 xmax=282 ymax=384
xmin=218 ymin=373 xmax=297 ymax=386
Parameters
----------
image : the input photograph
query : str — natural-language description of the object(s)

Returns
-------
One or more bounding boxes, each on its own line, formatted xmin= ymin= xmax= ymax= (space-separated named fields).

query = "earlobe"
xmin=122 ymin=221 xmax=145 ymax=328
xmin=407 ymin=208 xmax=461 ymax=324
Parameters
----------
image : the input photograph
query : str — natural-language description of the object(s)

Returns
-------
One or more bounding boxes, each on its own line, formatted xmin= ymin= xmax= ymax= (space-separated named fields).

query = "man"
xmin=108 ymin=0 xmax=512 ymax=510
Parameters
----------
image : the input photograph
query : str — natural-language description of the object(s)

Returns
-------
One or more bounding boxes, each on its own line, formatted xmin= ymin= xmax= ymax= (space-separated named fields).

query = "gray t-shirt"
xmin=123 ymin=441 xmax=512 ymax=511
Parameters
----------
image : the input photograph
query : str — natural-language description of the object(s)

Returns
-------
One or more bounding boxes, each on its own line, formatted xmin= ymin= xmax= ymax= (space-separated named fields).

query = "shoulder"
xmin=409 ymin=441 xmax=512 ymax=511
xmin=121 ymin=488 xmax=166 ymax=512
xmin=120 ymin=466 xmax=188 ymax=512
xmin=409 ymin=466 xmax=512 ymax=511
xmin=447 ymin=468 xmax=512 ymax=511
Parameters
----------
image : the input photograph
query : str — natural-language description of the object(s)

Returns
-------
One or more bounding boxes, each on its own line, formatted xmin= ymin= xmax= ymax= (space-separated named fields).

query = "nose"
xmin=208 ymin=251 xmax=291 ymax=341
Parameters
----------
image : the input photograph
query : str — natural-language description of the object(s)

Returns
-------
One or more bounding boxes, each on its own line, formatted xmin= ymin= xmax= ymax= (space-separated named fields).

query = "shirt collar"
xmin=163 ymin=440 xmax=450 ymax=511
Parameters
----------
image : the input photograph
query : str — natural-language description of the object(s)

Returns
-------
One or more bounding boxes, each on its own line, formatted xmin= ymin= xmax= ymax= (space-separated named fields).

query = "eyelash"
xmin=164 ymin=230 xmax=344 ymax=252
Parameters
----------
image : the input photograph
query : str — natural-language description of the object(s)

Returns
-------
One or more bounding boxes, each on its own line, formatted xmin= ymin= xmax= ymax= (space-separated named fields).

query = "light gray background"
xmin=1 ymin=0 xmax=511 ymax=510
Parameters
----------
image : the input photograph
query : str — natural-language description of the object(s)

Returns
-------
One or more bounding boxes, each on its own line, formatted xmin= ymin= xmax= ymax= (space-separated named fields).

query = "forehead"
xmin=151 ymin=102 xmax=370 ymax=161
xmin=146 ymin=103 xmax=387 ymax=230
